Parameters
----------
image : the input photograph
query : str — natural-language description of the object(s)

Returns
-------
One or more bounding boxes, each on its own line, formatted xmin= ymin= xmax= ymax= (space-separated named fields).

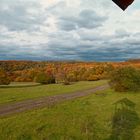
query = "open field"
xmin=0 ymin=84 xmax=109 ymax=117
xmin=0 ymin=80 xmax=107 ymax=105
xmin=0 ymin=81 xmax=140 ymax=140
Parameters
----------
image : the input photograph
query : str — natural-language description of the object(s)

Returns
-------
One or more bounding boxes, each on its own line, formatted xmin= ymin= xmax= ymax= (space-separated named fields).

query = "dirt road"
xmin=0 ymin=84 xmax=109 ymax=117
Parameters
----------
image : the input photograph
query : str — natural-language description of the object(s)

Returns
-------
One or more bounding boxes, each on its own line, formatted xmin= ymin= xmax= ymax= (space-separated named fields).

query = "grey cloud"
xmin=1 ymin=41 xmax=140 ymax=61
xmin=41 ymin=34 xmax=140 ymax=61
xmin=58 ymin=9 xmax=107 ymax=31
xmin=43 ymin=27 xmax=140 ymax=61
xmin=78 ymin=29 xmax=130 ymax=42
xmin=1 ymin=22 xmax=140 ymax=61
xmin=115 ymin=29 xmax=130 ymax=38
xmin=74 ymin=44 xmax=140 ymax=61
xmin=0 ymin=0 xmax=45 ymax=31
xmin=0 ymin=0 xmax=140 ymax=62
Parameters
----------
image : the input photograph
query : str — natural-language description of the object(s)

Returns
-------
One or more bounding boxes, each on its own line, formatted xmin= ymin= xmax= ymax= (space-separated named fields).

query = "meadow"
xmin=0 ymin=80 xmax=107 ymax=105
xmin=0 ymin=80 xmax=140 ymax=140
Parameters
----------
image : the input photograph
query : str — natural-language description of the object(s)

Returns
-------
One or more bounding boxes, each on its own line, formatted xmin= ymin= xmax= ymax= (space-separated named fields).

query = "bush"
xmin=35 ymin=72 xmax=55 ymax=84
xmin=109 ymin=67 xmax=140 ymax=92
xmin=0 ymin=69 xmax=11 ymax=85
xmin=63 ymin=80 xmax=70 ymax=85
xmin=87 ymin=75 xmax=101 ymax=81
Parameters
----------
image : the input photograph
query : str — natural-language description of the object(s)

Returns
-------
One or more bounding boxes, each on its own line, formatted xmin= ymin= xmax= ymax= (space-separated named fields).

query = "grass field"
xmin=0 ymin=81 xmax=140 ymax=140
xmin=0 ymin=80 xmax=107 ymax=105
xmin=0 ymin=82 xmax=41 ymax=88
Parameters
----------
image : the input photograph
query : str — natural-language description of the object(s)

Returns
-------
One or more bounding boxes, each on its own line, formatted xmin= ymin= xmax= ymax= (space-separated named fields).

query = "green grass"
xmin=0 ymin=82 xmax=41 ymax=88
xmin=0 ymin=80 xmax=107 ymax=105
xmin=0 ymin=86 xmax=140 ymax=140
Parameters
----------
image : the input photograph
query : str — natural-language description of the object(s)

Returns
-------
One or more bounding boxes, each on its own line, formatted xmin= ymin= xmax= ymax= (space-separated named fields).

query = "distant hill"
xmin=127 ymin=59 xmax=140 ymax=63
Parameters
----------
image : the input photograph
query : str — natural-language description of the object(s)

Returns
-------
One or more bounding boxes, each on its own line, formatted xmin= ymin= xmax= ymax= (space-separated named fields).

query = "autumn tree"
xmin=55 ymin=66 xmax=70 ymax=85
xmin=0 ymin=69 xmax=11 ymax=85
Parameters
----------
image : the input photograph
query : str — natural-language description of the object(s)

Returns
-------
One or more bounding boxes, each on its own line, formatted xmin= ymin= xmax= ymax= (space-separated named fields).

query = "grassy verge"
xmin=0 ymin=88 xmax=140 ymax=140
xmin=0 ymin=82 xmax=41 ymax=88
xmin=0 ymin=80 xmax=107 ymax=105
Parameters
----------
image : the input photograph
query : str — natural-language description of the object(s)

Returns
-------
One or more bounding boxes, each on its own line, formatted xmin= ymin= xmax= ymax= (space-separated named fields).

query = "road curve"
xmin=0 ymin=84 xmax=109 ymax=117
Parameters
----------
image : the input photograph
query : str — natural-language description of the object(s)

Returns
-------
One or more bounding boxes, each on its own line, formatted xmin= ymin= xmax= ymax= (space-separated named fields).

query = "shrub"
xmin=87 ymin=75 xmax=100 ymax=81
xmin=109 ymin=66 xmax=140 ymax=92
xmin=63 ymin=80 xmax=70 ymax=85
xmin=35 ymin=72 xmax=55 ymax=84
xmin=0 ymin=69 xmax=11 ymax=85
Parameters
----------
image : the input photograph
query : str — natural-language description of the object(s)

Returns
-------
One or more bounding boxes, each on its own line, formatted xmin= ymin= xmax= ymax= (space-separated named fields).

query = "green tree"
xmin=109 ymin=66 xmax=140 ymax=92
xmin=35 ymin=72 xmax=55 ymax=84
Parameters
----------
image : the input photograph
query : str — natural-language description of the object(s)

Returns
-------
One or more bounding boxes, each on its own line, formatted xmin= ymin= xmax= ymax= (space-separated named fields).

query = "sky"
xmin=0 ymin=0 xmax=140 ymax=61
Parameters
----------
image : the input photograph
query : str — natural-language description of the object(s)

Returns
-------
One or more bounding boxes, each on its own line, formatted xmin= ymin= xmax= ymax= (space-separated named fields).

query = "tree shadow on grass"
xmin=108 ymin=98 xmax=140 ymax=140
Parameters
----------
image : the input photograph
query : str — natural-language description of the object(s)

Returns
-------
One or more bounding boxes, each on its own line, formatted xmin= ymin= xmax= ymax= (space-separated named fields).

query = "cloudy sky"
xmin=0 ymin=0 xmax=140 ymax=61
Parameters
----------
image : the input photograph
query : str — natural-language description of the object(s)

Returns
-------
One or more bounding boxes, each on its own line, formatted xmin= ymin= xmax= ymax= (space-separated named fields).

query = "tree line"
xmin=0 ymin=61 xmax=140 ymax=92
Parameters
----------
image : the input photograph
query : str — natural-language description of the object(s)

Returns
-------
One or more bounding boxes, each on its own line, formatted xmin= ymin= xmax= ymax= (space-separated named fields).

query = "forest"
xmin=0 ymin=60 xmax=140 ymax=91
xmin=0 ymin=60 xmax=139 ymax=81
